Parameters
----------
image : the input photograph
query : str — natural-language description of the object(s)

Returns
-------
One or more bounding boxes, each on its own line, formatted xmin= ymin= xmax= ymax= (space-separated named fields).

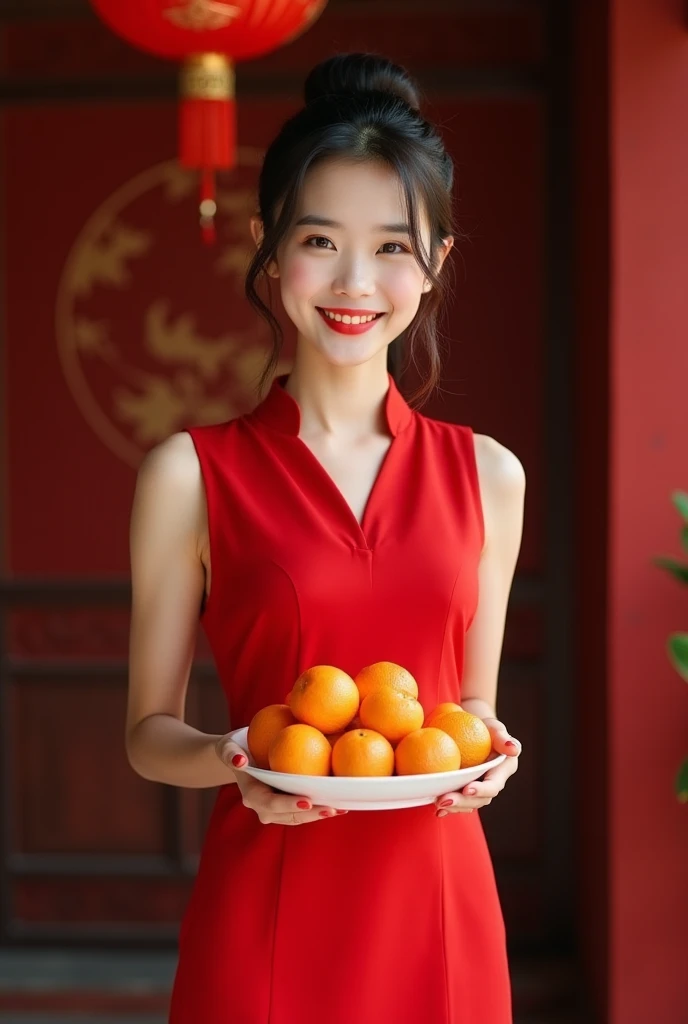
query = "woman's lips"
xmin=316 ymin=307 xmax=386 ymax=336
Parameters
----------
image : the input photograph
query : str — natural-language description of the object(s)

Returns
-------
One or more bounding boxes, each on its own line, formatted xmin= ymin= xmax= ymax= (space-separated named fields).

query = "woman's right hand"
xmin=215 ymin=735 xmax=347 ymax=825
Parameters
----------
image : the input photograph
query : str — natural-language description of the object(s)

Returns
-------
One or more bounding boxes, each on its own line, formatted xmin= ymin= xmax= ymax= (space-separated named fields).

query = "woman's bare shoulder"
xmin=472 ymin=433 xmax=525 ymax=553
xmin=138 ymin=431 xmax=200 ymax=481
xmin=473 ymin=433 xmax=526 ymax=494
xmin=132 ymin=432 xmax=205 ymax=540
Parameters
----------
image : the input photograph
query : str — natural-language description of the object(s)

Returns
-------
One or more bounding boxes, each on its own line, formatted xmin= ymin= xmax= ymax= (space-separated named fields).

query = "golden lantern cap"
xmin=181 ymin=53 xmax=235 ymax=100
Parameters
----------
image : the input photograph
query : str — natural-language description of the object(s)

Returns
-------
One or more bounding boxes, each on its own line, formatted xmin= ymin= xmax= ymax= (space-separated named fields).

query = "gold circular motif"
xmin=56 ymin=149 xmax=291 ymax=468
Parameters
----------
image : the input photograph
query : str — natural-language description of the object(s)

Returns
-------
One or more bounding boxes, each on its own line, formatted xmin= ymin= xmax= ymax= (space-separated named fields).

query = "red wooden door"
xmin=0 ymin=0 xmax=573 ymax=984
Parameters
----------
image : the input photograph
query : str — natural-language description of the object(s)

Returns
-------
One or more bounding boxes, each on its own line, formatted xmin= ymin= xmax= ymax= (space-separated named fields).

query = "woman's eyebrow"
xmin=295 ymin=215 xmax=341 ymax=227
xmin=295 ymin=214 xmax=410 ymax=233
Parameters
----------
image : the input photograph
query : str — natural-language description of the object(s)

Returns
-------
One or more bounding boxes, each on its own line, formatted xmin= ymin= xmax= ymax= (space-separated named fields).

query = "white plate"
xmin=227 ymin=727 xmax=506 ymax=811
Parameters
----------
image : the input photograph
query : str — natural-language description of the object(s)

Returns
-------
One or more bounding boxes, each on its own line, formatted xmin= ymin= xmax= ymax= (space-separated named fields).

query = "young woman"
xmin=127 ymin=53 xmax=524 ymax=1024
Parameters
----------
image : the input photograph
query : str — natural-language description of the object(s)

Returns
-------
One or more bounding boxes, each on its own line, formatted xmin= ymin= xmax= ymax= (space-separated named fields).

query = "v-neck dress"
xmin=170 ymin=374 xmax=512 ymax=1024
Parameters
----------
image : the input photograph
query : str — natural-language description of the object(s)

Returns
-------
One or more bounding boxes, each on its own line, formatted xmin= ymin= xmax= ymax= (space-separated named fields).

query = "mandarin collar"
xmin=250 ymin=373 xmax=414 ymax=438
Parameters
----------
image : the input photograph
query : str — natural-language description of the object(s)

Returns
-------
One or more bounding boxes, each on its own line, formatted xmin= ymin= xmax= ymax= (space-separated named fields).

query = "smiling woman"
xmin=259 ymin=158 xmax=450 ymax=357
xmin=127 ymin=50 xmax=524 ymax=1024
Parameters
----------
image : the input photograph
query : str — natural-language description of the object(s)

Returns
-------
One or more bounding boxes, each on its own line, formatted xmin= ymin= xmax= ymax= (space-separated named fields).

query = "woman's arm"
xmin=126 ymin=432 xmax=238 ymax=789
xmin=460 ymin=433 xmax=526 ymax=721
xmin=435 ymin=434 xmax=525 ymax=817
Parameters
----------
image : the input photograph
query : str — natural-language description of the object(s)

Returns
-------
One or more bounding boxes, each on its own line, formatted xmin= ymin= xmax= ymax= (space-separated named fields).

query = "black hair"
xmin=245 ymin=52 xmax=456 ymax=408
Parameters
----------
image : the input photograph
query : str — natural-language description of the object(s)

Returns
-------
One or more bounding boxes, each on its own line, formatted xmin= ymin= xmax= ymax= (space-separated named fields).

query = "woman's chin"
xmin=304 ymin=332 xmax=392 ymax=368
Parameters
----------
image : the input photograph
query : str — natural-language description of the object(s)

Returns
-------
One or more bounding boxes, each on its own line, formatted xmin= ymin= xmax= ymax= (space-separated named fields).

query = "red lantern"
xmin=89 ymin=0 xmax=328 ymax=242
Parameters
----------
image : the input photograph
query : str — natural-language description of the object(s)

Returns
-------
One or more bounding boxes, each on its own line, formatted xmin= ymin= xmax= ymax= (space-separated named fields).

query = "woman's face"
xmin=268 ymin=158 xmax=451 ymax=368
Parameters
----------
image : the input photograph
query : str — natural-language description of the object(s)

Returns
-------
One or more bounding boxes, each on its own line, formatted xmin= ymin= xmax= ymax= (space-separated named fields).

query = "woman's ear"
xmin=249 ymin=215 xmax=263 ymax=247
xmin=422 ymin=236 xmax=454 ymax=293
xmin=249 ymin=215 xmax=279 ymax=279
xmin=434 ymin=235 xmax=454 ymax=276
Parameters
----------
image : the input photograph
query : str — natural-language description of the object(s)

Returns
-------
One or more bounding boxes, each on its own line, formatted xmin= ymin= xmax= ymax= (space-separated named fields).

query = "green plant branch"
xmin=655 ymin=490 xmax=688 ymax=802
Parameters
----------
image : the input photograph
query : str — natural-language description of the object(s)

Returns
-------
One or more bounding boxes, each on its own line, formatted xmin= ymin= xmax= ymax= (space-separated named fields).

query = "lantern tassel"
xmin=179 ymin=54 xmax=236 ymax=244
xmin=180 ymin=95 xmax=235 ymax=168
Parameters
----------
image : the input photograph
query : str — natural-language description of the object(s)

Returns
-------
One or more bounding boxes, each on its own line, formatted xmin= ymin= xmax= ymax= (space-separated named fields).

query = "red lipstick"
xmin=316 ymin=307 xmax=385 ymax=336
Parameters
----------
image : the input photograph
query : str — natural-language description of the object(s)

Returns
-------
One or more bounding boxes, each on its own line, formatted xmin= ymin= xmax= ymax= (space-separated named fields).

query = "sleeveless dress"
xmin=170 ymin=373 xmax=512 ymax=1023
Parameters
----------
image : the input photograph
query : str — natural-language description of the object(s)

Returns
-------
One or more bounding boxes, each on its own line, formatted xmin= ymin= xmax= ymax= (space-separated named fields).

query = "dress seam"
xmin=438 ymin=824 xmax=451 ymax=1023
xmin=267 ymin=828 xmax=287 ymax=1024
xmin=434 ymin=566 xmax=464 ymax=708
xmin=266 ymin=566 xmax=302 ymax=1024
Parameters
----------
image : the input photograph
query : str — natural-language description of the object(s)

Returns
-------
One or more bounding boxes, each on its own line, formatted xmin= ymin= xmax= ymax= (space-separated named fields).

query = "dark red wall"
xmin=576 ymin=3 xmax=688 ymax=1020
xmin=596 ymin=1 xmax=687 ymax=1020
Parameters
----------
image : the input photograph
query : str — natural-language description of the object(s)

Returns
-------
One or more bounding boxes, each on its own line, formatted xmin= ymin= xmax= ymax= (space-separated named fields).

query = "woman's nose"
xmin=331 ymin=256 xmax=375 ymax=297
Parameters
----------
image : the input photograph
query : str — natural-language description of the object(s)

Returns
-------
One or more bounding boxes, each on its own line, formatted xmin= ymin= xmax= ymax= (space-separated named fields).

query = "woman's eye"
xmin=379 ymin=242 xmax=409 ymax=255
xmin=303 ymin=237 xmax=409 ymax=254
xmin=305 ymin=236 xmax=334 ymax=249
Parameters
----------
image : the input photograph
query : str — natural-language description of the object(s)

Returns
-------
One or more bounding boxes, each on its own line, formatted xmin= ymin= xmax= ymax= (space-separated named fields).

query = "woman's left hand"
xmin=434 ymin=718 xmax=521 ymax=817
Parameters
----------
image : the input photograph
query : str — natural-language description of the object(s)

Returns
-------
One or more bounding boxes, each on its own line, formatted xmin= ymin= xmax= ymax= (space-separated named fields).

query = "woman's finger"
xmin=258 ymin=807 xmax=348 ymax=826
xmin=480 ymin=756 xmax=519 ymax=788
xmin=436 ymin=792 xmax=490 ymax=813
xmin=265 ymin=790 xmax=319 ymax=816
xmin=214 ymin=737 xmax=353 ymax=825
xmin=482 ymin=718 xmax=522 ymax=756
xmin=215 ymin=737 xmax=249 ymax=769
xmin=238 ymin=782 xmax=347 ymax=823
xmin=435 ymin=767 xmax=519 ymax=813
xmin=459 ymin=780 xmax=501 ymax=800
xmin=435 ymin=782 xmax=503 ymax=811
xmin=212 ymin=737 xmax=350 ymax=825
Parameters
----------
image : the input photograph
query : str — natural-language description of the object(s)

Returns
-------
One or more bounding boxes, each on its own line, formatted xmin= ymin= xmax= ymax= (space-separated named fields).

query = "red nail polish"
xmin=319 ymin=810 xmax=332 ymax=818
xmin=336 ymin=809 xmax=348 ymax=815
xmin=296 ymin=801 xmax=311 ymax=810
xmin=505 ymin=741 xmax=517 ymax=748
xmin=231 ymin=754 xmax=247 ymax=767
xmin=439 ymin=799 xmax=453 ymax=808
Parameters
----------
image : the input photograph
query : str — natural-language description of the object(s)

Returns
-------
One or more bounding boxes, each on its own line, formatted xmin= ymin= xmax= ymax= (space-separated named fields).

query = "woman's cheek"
xmin=382 ymin=264 xmax=426 ymax=312
xmin=280 ymin=254 xmax=323 ymax=300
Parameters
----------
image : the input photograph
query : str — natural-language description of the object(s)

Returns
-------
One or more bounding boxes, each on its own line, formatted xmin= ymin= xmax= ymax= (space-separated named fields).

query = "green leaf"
xmin=654 ymin=556 xmax=688 ymax=584
xmin=675 ymin=758 xmax=688 ymax=803
xmin=668 ymin=633 xmax=688 ymax=681
xmin=672 ymin=490 xmax=688 ymax=523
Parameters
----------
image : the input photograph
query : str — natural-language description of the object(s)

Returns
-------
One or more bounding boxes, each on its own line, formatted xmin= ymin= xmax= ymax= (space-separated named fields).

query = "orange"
xmin=331 ymin=729 xmax=395 ymax=777
xmin=395 ymin=728 xmax=461 ymax=775
xmin=433 ymin=711 xmax=493 ymax=768
xmin=285 ymin=689 xmax=293 ymax=705
xmin=268 ymin=723 xmax=332 ymax=776
xmin=290 ymin=665 xmax=360 ymax=734
xmin=359 ymin=689 xmax=424 ymax=744
xmin=247 ymin=704 xmax=297 ymax=769
xmin=424 ymin=702 xmax=462 ymax=727
xmin=354 ymin=661 xmax=419 ymax=701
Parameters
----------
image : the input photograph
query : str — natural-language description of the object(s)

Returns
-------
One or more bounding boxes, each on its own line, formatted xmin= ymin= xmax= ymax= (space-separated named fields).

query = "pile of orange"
xmin=246 ymin=662 xmax=494 ymax=777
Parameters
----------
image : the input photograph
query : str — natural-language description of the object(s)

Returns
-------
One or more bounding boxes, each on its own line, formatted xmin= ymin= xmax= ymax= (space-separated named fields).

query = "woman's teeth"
xmin=320 ymin=310 xmax=379 ymax=324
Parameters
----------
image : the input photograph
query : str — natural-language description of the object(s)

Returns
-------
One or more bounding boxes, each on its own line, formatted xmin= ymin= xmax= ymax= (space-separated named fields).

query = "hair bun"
xmin=303 ymin=52 xmax=421 ymax=112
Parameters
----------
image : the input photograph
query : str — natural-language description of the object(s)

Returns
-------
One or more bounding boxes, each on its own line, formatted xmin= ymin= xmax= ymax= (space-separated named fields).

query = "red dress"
xmin=170 ymin=373 xmax=512 ymax=1023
